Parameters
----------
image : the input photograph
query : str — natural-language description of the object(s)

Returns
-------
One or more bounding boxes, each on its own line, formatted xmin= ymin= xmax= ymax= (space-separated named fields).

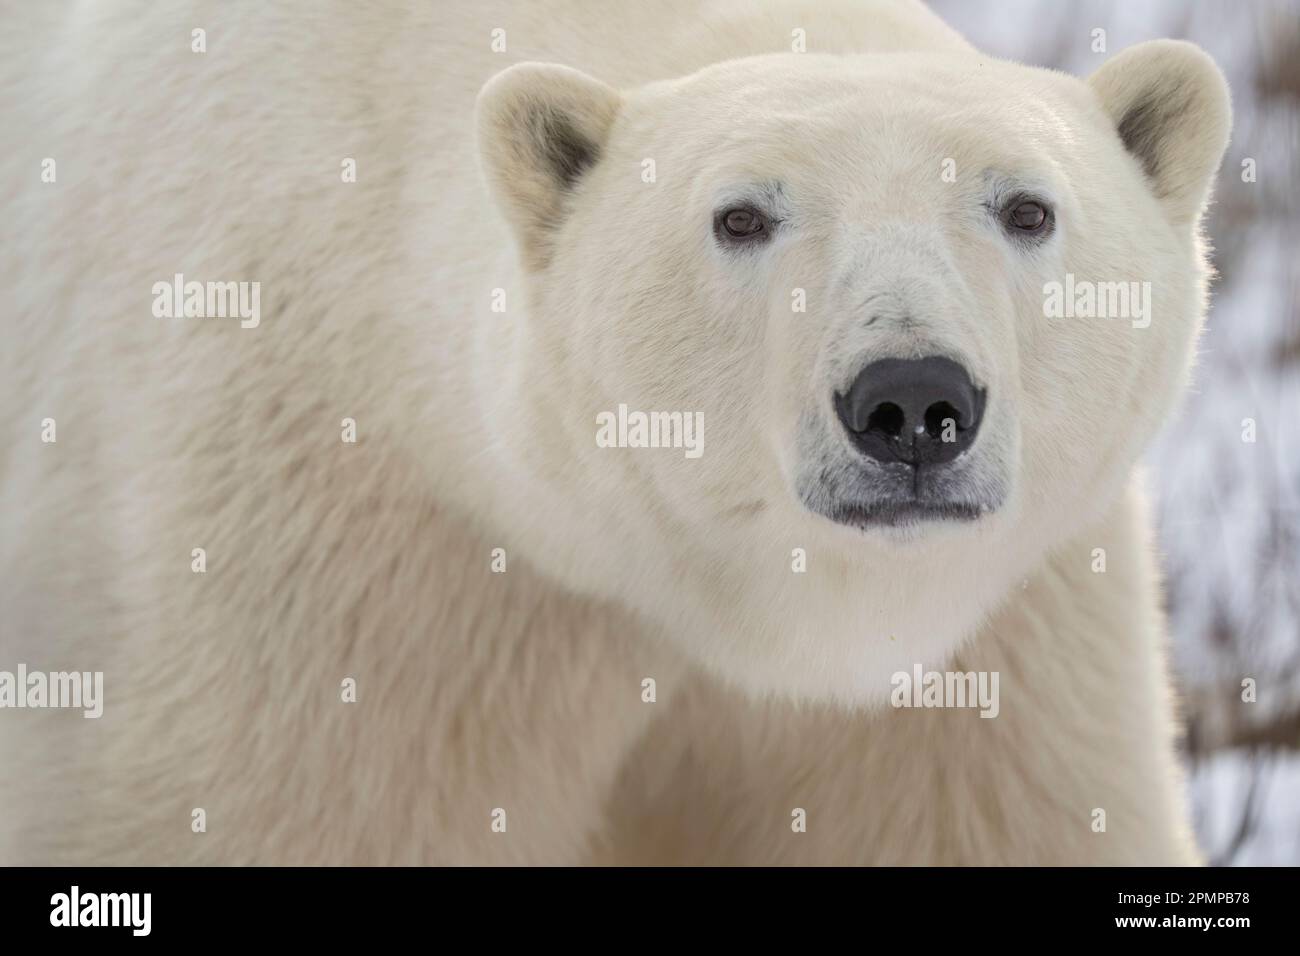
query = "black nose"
xmin=834 ymin=356 xmax=985 ymax=466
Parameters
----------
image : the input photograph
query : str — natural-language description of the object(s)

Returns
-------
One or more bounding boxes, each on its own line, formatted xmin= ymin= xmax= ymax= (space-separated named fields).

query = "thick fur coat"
xmin=0 ymin=0 xmax=1229 ymax=863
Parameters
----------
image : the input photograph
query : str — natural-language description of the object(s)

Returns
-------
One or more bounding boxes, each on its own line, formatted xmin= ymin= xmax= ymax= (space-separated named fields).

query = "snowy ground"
xmin=1192 ymin=752 xmax=1300 ymax=866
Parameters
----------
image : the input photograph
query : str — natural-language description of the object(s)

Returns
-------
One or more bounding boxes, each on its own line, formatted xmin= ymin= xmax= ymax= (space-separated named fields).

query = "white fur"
xmin=0 ymin=0 xmax=1228 ymax=863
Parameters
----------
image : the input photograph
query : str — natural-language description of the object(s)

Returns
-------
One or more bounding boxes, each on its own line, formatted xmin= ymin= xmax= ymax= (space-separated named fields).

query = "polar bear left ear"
xmin=476 ymin=62 xmax=622 ymax=271
xmin=1087 ymin=40 xmax=1231 ymax=226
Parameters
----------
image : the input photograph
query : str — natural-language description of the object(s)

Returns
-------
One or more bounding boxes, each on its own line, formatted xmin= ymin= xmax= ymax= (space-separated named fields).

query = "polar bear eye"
xmin=1004 ymin=199 xmax=1052 ymax=235
xmin=715 ymin=205 xmax=771 ymax=243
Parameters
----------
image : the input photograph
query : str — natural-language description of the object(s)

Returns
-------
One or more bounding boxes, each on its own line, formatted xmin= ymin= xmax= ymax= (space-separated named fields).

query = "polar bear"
xmin=0 ymin=0 xmax=1229 ymax=864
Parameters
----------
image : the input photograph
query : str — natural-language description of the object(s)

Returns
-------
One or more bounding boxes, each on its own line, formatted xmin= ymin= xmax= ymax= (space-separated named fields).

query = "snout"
xmin=834 ymin=356 xmax=985 ymax=466
xmin=798 ymin=354 xmax=1002 ymax=531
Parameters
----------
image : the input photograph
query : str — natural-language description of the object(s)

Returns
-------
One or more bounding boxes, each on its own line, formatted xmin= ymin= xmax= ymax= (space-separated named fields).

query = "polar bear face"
xmin=476 ymin=43 xmax=1230 ymax=704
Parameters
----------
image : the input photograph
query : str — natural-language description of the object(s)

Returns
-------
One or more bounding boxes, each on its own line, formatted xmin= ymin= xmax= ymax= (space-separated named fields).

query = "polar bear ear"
xmin=476 ymin=62 xmax=622 ymax=271
xmin=1087 ymin=40 xmax=1231 ymax=226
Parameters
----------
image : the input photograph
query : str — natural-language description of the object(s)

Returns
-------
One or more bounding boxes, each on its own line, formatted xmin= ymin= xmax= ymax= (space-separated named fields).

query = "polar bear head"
xmin=475 ymin=41 xmax=1230 ymax=704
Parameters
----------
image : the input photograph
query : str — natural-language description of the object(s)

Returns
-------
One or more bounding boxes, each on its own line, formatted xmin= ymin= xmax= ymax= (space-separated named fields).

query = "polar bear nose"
xmin=835 ymin=356 xmax=985 ymax=466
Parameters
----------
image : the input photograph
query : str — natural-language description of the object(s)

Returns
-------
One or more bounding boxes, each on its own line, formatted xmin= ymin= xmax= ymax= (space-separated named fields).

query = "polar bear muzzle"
xmin=834 ymin=356 xmax=985 ymax=467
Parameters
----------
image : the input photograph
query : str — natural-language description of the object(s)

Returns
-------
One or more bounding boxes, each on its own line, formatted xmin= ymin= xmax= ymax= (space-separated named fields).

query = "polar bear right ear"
xmin=476 ymin=62 xmax=622 ymax=272
xmin=1087 ymin=40 xmax=1231 ymax=227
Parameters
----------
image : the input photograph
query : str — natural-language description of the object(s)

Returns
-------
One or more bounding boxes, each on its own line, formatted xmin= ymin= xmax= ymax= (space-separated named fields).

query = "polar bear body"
xmin=0 ymin=1 xmax=1228 ymax=863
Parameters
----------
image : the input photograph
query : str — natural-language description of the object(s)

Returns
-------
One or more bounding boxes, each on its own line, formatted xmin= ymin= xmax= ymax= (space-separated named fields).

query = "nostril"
xmin=866 ymin=402 xmax=905 ymax=438
xmin=924 ymin=401 xmax=961 ymax=438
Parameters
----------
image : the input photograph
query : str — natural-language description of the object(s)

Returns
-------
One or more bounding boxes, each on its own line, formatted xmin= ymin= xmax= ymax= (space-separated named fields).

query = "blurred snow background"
xmin=929 ymin=0 xmax=1300 ymax=865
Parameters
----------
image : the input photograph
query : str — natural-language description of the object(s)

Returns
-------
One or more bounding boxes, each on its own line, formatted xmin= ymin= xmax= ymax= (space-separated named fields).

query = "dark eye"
xmin=1004 ymin=199 xmax=1051 ymax=235
xmin=716 ymin=205 xmax=770 ymax=242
